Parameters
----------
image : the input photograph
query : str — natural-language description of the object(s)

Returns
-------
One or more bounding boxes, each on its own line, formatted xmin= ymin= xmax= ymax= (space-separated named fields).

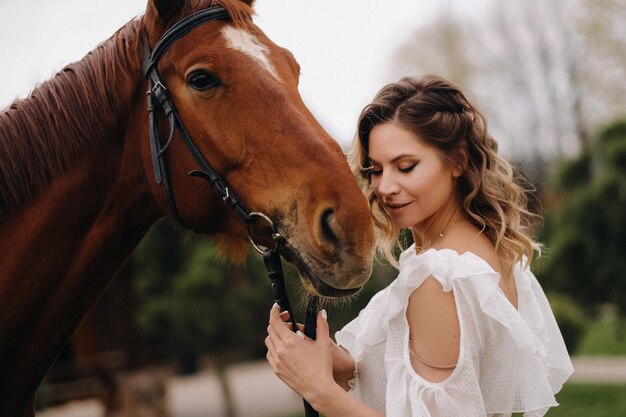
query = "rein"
xmin=141 ymin=7 xmax=319 ymax=416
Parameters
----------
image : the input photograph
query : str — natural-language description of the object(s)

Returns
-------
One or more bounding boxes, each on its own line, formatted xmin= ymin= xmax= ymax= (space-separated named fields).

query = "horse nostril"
xmin=320 ymin=208 xmax=340 ymax=248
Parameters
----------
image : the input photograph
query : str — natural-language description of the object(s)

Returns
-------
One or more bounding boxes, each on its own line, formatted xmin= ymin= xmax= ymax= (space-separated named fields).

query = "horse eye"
xmin=187 ymin=71 xmax=221 ymax=91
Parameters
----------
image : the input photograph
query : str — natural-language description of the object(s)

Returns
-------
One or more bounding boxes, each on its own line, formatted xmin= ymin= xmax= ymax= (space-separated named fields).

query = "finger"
xmin=285 ymin=321 xmax=305 ymax=332
xmin=268 ymin=303 xmax=278 ymax=324
xmin=269 ymin=303 xmax=282 ymax=327
xmin=266 ymin=351 xmax=297 ymax=393
xmin=264 ymin=334 xmax=275 ymax=352
xmin=316 ymin=309 xmax=330 ymax=341
xmin=269 ymin=304 xmax=293 ymax=340
xmin=269 ymin=302 xmax=280 ymax=322
xmin=277 ymin=309 xmax=304 ymax=334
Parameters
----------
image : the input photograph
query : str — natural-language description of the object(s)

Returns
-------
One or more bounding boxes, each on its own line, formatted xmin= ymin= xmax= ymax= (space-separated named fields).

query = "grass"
xmin=577 ymin=317 xmax=626 ymax=355
xmin=282 ymin=384 xmax=626 ymax=417
xmin=547 ymin=384 xmax=626 ymax=417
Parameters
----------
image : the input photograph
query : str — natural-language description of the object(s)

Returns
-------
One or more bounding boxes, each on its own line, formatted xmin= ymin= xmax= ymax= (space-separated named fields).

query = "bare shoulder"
xmin=442 ymin=220 xmax=503 ymax=275
xmin=440 ymin=220 xmax=519 ymax=308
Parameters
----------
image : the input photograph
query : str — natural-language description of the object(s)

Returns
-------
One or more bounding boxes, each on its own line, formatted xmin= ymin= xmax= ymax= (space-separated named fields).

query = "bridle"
xmin=141 ymin=6 xmax=319 ymax=416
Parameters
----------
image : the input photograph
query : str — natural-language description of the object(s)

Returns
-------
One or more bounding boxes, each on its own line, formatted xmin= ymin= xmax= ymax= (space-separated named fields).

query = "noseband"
xmin=141 ymin=7 xmax=319 ymax=416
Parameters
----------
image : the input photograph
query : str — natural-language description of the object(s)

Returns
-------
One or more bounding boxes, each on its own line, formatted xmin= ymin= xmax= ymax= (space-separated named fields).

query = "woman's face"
xmin=368 ymin=122 xmax=460 ymax=229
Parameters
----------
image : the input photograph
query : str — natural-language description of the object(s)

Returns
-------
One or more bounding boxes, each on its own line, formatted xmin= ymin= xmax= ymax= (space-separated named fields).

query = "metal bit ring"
xmin=246 ymin=212 xmax=284 ymax=254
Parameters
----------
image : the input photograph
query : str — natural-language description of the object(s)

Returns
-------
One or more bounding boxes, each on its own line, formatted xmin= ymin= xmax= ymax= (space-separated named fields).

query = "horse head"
xmin=139 ymin=0 xmax=375 ymax=297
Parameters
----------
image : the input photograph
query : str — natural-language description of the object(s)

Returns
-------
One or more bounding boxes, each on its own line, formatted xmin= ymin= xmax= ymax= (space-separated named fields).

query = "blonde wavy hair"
xmin=348 ymin=75 xmax=541 ymax=275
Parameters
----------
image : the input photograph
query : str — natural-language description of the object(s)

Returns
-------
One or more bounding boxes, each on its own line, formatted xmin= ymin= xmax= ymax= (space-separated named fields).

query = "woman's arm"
xmin=307 ymin=383 xmax=385 ymax=417
xmin=406 ymin=276 xmax=460 ymax=382
xmin=265 ymin=304 xmax=384 ymax=417
xmin=330 ymin=340 xmax=356 ymax=390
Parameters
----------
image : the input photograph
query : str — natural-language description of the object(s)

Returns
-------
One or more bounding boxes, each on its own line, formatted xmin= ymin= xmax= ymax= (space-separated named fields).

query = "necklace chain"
xmin=415 ymin=219 xmax=457 ymax=253
xmin=408 ymin=339 xmax=458 ymax=369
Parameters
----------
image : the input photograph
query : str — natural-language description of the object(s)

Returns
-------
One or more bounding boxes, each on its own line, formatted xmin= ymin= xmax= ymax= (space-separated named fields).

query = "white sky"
xmin=0 ymin=0 xmax=484 ymax=147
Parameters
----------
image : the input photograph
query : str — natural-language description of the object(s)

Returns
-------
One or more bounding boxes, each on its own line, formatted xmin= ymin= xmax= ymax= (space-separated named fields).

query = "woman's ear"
xmin=452 ymin=146 xmax=468 ymax=178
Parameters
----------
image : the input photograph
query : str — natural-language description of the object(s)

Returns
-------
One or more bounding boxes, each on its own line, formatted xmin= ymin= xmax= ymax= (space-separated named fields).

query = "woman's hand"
xmin=265 ymin=303 xmax=336 ymax=404
xmin=266 ymin=305 xmax=383 ymax=417
xmin=269 ymin=308 xmax=356 ymax=391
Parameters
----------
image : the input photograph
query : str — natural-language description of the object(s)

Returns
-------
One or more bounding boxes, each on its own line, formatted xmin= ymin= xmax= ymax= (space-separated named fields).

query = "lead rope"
xmin=303 ymin=296 xmax=320 ymax=417
xmin=263 ymin=249 xmax=320 ymax=417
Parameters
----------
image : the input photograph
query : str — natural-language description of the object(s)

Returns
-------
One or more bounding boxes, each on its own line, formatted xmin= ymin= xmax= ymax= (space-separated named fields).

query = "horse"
xmin=0 ymin=0 xmax=375 ymax=415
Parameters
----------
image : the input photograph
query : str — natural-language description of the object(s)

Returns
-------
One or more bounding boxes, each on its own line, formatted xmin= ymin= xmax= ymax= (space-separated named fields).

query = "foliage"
xmin=546 ymin=293 xmax=588 ymax=354
xmin=538 ymin=120 xmax=626 ymax=321
xmin=133 ymin=220 xmax=275 ymax=372
xmin=131 ymin=220 xmax=389 ymax=372
xmin=389 ymin=0 xmax=626 ymax=159
xmin=577 ymin=314 xmax=626 ymax=355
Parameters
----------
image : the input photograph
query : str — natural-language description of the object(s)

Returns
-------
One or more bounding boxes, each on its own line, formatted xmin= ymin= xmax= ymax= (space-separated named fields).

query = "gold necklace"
xmin=415 ymin=219 xmax=456 ymax=253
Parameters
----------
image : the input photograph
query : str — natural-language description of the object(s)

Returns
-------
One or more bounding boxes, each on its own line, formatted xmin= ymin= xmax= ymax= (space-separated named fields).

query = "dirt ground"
xmin=37 ymin=361 xmax=302 ymax=417
xmin=37 ymin=356 xmax=626 ymax=417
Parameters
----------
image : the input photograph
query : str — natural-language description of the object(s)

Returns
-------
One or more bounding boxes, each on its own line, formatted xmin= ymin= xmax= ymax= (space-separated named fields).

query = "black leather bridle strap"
xmin=264 ymin=249 xmax=320 ymax=417
xmin=141 ymin=7 xmax=231 ymax=76
xmin=263 ymin=249 xmax=298 ymax=330
xmin=142 ymin=7 xmax=250 ymax=226
xmin=141 ymin=9 xmax=320 ymax=416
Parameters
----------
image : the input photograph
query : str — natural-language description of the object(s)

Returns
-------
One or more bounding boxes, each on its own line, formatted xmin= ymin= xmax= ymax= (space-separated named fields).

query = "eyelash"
xmin=368 ymin=163 xmax=417 ymax=177
xmin=399 ymin=163 xmax=417 ymax=173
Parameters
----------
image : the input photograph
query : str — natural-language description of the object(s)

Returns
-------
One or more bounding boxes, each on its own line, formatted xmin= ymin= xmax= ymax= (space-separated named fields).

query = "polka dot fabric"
xmin=335 ymin=246 xmax=573 ymax=417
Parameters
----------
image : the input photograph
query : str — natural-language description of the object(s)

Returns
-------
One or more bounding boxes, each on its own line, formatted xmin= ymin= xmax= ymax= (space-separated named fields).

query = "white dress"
xmin=335 ymin=246 xmax=574 ymax=417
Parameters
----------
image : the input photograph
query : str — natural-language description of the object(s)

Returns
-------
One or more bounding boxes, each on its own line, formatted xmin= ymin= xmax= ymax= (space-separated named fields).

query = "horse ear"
xmin=239 ymin=0 xmax=255 ymax=7
xmin=151 ymin=0 xmax=185 ymax=20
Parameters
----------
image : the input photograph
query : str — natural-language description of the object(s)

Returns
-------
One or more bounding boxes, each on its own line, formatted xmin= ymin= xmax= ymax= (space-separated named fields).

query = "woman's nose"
xmin=375 ymin=172 xmax=400 ymax=197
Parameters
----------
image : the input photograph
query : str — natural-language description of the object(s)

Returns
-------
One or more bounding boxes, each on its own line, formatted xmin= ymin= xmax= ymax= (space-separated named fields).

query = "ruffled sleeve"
xmin=477 ymin=260 xmax=574 ymax=416
xmin=335 ymin=246 xmax=573 ymax=417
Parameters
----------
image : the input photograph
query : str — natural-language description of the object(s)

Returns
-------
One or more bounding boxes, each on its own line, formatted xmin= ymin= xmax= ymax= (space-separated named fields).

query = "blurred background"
xmin=1 ymin=0 xmax=625 ymax=416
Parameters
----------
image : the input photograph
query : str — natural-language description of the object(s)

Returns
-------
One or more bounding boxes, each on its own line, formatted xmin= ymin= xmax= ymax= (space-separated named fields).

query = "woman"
xmin=265 ymin=75 xmax=573 ymax=417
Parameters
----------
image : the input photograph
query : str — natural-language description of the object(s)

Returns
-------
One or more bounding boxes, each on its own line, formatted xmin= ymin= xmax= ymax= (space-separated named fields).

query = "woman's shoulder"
xmin=398 ymin=221 xmax=506 ymax=291
xmin=441 ymin=220 xmax=502 ymax=272
xmin=399 ymin=246 xmax=498 ymax=286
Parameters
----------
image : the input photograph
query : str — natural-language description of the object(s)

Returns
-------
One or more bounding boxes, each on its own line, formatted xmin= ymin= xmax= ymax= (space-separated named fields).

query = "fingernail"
xmin=296 ymin=330 xmax=304 ymax=339
xmin=321 ymin=309 xmax=327 ymax=320
xmin=272 ymin=302 xmax=279 ymax=310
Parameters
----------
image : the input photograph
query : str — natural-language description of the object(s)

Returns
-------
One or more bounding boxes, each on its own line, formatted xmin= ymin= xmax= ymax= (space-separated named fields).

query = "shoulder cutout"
xmin=406 ymin=276 xmax=460 ymax=382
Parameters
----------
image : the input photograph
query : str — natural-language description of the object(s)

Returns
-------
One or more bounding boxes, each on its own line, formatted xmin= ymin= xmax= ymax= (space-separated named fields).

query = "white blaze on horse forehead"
xmin=221 ymin=26 xmax=281 ymax=81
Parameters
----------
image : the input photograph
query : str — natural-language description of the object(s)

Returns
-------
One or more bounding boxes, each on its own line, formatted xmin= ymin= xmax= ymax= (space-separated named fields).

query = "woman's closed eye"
xmin=369 ymin=163 xmax=416 ymax=177
xmin=399 ymin=163 xmax=417 ymax=173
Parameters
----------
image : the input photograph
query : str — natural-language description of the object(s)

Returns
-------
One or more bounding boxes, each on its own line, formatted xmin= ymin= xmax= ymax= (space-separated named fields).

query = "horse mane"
xmin=0 ymin=0 xmax=250 ymax=217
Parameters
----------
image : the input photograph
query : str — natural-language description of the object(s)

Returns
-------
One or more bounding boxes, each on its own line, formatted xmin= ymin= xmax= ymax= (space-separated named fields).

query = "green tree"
xmin=133 ymin=220 xmax=276 ymax=369
xmin=133 ymin=221 xmax=281 ymax=417
xmin=539 ymin=120 xmax=626 ymax=332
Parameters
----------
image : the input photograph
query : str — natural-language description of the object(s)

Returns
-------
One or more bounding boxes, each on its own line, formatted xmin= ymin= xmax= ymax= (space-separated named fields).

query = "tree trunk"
xmin=216 ymin=357 xmax=236 ymax=417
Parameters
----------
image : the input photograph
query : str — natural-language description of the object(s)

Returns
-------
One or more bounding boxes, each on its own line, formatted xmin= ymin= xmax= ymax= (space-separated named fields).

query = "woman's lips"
xmin=385 ymin=201 xmax=412 ymax=214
